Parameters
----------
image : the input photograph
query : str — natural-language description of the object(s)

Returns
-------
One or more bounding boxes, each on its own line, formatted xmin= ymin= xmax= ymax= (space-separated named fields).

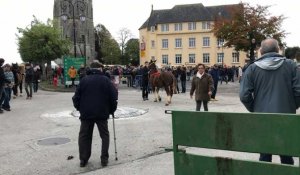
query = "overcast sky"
xmin=0 ymin=0 xmax=299 ymax=63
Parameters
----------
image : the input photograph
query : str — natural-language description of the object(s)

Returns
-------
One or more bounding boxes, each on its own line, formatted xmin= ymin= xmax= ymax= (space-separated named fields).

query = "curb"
xmin=39 ymin=85 xmax=75 ymax=93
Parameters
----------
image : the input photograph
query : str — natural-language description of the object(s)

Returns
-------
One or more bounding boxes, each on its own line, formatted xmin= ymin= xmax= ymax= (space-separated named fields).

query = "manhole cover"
xmin=37 ymin=137 xmax=71 ymax=146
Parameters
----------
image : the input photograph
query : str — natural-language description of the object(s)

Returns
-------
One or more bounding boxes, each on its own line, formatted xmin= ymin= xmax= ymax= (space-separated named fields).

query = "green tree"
xmin=213 ymin=3 xmax=286 ymax=53
xmin=124 ymin=38 xmax=139 ymax=66
xmin=285 ymin=47 xmax=300 ymax=59
xmin=95 ymin=24 xmax=121 ymax=64
xmin=17 ymin=17 xmax=70 ymax=67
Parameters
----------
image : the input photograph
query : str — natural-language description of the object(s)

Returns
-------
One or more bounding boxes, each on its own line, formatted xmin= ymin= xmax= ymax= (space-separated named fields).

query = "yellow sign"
xmin=141 ymin=50 xmax=146 ymax=57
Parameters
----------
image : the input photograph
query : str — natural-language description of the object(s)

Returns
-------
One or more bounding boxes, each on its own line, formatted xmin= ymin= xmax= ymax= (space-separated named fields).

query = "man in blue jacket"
xmin=72 ymin=61 xmax=118 ymax=167
xmin=209 ymin=64 xmax=219 ymax=101
xmin=240 ymin=38 xmax=300 ymax=165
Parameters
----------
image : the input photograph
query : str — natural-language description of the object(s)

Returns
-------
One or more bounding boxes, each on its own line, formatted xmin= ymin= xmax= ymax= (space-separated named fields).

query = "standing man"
xmin=77 ymin=64 xmax=86 ymax=81
xmin=68 ymin=66 xmax=77 ymax=87
xmin=209 ymin=64 xmax=219 ymax=101
xmin=141 ymin=61 xmax=149 ymax=101
xmin=240 ymin=38 xmax=300 ymax=165
xmin=0 ymin=64 xmax=14 ymax=111
xmin=24 ymin=63 xmax=34 ymax=99
xmin=238 ymin=66 xmax=243 ymax=83
xmin=180 ymin=66 xmax=187 ymax=93
xmin=0 ymin=58 xmax=10 ymax=113
xmin=72 ymin=62 xmax=118 ymax=168
xmin=190 ymin=64 xmax=214 ymax=111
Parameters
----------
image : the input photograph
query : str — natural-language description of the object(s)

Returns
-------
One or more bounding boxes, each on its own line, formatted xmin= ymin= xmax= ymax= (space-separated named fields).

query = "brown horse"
xmin=148 ymin=61 xmax=177 ymax=106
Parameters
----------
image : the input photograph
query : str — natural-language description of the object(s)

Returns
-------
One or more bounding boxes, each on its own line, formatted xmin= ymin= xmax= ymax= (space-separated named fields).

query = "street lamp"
xmin=60 ymin=0 xmax=86 ymax=58
xmin=249 ymin=38 xmax=256 ymax=63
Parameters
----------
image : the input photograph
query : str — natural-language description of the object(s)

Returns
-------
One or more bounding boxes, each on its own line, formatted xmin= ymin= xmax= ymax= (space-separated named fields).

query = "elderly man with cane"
xmin=72 ymin=61 xmax=118 ymax=167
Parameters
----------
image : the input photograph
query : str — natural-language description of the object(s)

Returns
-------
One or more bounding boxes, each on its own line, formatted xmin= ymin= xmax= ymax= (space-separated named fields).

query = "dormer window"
xmin=188 ymin=22 xmax=197 ymax=30
xmin=161 ymin=24 xmax=169 ymax=32
xmin=202 ymin=22 xmax=211 ymax=30
xmin=151 ymin=26 xmax=155 ymax=32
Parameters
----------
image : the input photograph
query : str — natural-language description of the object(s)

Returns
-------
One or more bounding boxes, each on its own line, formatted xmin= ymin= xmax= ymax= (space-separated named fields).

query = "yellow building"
xmin=139 ymin=3 xmax=247 ymax=68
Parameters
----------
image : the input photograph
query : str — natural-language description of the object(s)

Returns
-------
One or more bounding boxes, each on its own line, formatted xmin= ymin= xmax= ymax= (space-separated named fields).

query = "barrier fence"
xmin=169 ymin=110 xmax=300 ymax=175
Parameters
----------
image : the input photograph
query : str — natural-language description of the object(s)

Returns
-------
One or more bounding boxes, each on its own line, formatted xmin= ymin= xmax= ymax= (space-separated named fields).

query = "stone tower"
xmin=53 ymin=0 xmax=95 ymax=64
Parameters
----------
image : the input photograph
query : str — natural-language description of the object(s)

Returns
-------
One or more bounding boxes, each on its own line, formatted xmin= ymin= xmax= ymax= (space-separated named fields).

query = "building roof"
xmin=139 ymin=3 xmax=240 ymax=30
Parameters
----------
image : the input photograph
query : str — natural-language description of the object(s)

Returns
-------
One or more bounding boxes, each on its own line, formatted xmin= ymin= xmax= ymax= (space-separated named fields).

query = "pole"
xmin=61 ymin=0 xmax=86 ymax=58
xmin=112 ymin=113 xmax=118 ymax=161
xmin=250 ymin=38 xmax=256 ymax=63
xmin=71 ymin=3 xmax=77 ymax=58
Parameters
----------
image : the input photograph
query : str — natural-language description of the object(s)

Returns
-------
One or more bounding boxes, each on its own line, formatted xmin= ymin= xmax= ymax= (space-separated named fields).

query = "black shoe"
xmin=0 ymin=109 xmax=3 ymax=114
xmin=101 ymin=159 xmax=108 ymax=167
xmin=2 ymin=107 xmax=11 ymax=111
xmin=80 ymin=160 xmax=87 ymax=167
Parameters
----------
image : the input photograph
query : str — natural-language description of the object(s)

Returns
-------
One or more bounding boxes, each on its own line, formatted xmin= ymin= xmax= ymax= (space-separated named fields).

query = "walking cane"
xmin=112 ymin=113 xmax=118 ymax=161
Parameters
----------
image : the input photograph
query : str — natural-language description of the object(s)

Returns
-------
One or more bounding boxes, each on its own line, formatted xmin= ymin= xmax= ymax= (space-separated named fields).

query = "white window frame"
xmin=151 ymin=26 xmax=155 ymax=32
xmin=203 ymin=53 xmax=210 ymax=63
xmin=175 ymin=54 xmax=182 ymax=64
xmin=161 ymin=24 xmax=169 ymax=32
xmin=162 ymin=55 xmax=168 ymax=64
xmin=151 ymin=40 xmax=155 ymax=48
xmin=175 ymin=38 xmax=182 ymax=48
xmin=188 ymin=22 xmax=197 ymax=30
xmin=217 ymin=38 xmax=225 ymax=47
xmin=232 ymin=52 xmax=239 ymax=63
xmin=189 ymin=38 xmax=196 ymax=48
xmin=203 ymin=37 xmax=210 ymax=47
xmin=174 ymin=23 xmax=182 ymax=31
xmin=217 ymin=53 xmax=224 ymax=63
xmin=189 ymin=54 xmax=196 ymax=63
xmin=202 ymin=21 xmax=211 ymax=30
xmin=162 ymin=39 xmax=168 ymax=49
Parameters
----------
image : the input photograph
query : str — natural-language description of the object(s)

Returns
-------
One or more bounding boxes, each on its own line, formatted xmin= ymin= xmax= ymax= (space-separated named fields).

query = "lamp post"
xmin=249 ymin=38 xmax=256 ymax=63
xmin=95 ymin=25 xmax=102 ymax=62
xmin=61 ymin=0 xmax=86 ymax=58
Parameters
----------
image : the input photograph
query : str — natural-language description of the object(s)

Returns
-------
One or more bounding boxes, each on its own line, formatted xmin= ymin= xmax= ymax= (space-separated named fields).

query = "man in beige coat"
xmin=190 ymin=64 xmax=214 ymax=111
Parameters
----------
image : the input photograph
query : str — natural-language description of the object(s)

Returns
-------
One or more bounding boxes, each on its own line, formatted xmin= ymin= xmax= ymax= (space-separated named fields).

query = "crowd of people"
xmin=0 ymin=60 xmax=41 ymax=113
xmin=0 ymin=55 xmax=244 ymax=115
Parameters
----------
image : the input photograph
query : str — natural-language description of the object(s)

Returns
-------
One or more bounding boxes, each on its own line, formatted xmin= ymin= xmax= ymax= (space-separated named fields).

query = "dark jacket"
xmin=141 ymin=66 xmax=149 ymax=86
xmin=209 ymin=68 xmax=219 ymax=85
xmin=78 ymin=67 xmax=86 ymax=80
xmin=240 ymin=52 xmax=300 ymax=113
xmin=180 ymin=69 xmax=186 ymax=81
xmin=72 ymin=69 xmax=118 ymax=120
xmin=0 ymin=67 xmax=6 ymax=87
xmin=25 ymin=67 xmax=34 ymax=83
xmin=190 ymin=73 xmax=214 ymax=101
xmin=33 ymin=70 xmax=40 ymax=83
xmin=0 ymin=67 xmax=11 ymax=87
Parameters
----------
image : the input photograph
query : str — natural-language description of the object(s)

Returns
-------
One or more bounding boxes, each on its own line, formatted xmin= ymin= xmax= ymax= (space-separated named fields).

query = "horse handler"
xmin=141 ymin=61 xmax=149 ymax=101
